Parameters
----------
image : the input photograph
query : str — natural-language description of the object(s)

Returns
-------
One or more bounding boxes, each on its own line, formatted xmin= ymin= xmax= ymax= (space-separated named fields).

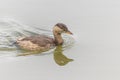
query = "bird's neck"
xmin=53 ymin=32 xmax=63 ymax=45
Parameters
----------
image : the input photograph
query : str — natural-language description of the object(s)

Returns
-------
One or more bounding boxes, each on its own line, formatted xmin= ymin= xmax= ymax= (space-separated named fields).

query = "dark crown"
xmin=55 ymin=23 xmax=68 ymax=31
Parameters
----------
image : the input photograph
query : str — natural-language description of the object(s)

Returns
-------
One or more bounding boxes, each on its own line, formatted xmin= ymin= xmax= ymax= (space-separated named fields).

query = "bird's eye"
xmin=57 ymin=33 xmax=61 ymax=35
xmin=63 ymin=31 xmax=66 ymax=33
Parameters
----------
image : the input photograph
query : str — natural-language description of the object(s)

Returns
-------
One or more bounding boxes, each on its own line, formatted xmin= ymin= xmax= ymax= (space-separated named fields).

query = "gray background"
xmin=0 ymin=0 xmax=120 ymax=80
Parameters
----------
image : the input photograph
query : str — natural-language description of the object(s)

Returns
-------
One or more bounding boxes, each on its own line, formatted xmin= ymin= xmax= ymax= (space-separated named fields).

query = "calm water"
xmin=1 ymin=0 xmax=120 ymax=79
xmin=0 ymin=17 xmax=120 ymax=80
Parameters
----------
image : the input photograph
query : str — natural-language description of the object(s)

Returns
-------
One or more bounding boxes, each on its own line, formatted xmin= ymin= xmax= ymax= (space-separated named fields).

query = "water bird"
xmin=16 ymin=23 xmax=73 ymax=51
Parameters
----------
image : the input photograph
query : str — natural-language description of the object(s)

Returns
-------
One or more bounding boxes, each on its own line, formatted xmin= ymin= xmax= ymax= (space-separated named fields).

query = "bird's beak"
xmin=66 ymin=30 xmax=73 ymax=35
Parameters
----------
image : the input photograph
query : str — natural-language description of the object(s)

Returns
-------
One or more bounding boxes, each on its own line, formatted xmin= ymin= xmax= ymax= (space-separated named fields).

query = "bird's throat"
xmin=54 ymin=34 xmax=63 ymax=45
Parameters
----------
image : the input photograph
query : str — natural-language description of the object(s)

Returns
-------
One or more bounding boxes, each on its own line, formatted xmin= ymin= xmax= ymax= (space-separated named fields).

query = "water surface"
xmin=0 ymin=17 xmax=120 ymax=80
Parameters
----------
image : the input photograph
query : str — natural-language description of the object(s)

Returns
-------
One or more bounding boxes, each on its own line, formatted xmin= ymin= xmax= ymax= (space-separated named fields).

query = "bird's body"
xmin=16 ymin=23 xmax=72 ymax=51
xmin=16 ymin=35 xmax=55 ymax=51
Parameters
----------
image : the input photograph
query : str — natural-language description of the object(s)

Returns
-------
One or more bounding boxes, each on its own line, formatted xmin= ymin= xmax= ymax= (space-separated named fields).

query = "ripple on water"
xmin=0 ymin=19 xmax=75 ymax=57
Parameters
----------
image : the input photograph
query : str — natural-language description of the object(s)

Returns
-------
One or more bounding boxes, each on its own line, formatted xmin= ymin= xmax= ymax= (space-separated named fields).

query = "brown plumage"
xmin=16 ymin=23 xmax=73 ymax=51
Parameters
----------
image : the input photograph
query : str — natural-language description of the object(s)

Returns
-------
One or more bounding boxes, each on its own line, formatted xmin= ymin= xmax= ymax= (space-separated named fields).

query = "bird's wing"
xmin=21 ymin=35 xmax=55 ymax=47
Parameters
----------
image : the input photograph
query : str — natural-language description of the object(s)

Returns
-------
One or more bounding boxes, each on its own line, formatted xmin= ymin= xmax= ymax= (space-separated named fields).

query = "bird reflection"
xmin=16 ymin=45 xmax=74 ymax=66
xmin=54 ymin=45 xmax=73 ymax=66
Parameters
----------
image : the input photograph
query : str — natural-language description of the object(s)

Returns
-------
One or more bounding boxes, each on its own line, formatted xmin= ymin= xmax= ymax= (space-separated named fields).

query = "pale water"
xmin=0 ymin=17 xmax=120 ymax=80
xmin=1 ymin=0 xmax=120 ymax=79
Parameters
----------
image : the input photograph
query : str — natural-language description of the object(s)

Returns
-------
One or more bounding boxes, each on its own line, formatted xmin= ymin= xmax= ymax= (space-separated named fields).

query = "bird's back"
xmin=16 ymin=35 xmax=55 ymax=51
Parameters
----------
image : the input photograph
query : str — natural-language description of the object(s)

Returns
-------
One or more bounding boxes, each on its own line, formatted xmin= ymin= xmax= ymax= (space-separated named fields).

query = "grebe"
xmin=16 ymin=23 xmax=73 ymax=51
